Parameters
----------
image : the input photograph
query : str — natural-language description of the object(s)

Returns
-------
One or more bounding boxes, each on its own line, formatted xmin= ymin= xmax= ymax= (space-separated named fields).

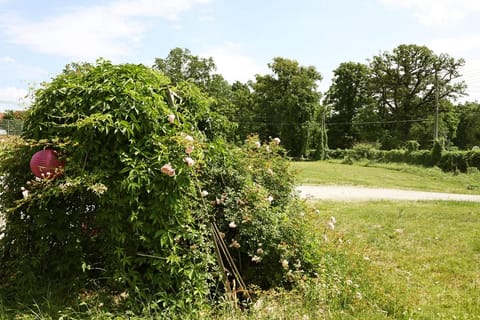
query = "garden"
xmin=1 ymin=59 xmax=479 ymax=319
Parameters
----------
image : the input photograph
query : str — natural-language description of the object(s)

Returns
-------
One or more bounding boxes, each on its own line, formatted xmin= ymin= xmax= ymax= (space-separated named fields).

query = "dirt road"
xmin=296 ymin=185 xmax=480 ymax=202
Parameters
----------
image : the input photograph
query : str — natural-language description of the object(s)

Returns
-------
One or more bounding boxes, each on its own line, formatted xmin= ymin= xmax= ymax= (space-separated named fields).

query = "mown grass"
xmin=292 ymin=160 xmax=480 ymax=194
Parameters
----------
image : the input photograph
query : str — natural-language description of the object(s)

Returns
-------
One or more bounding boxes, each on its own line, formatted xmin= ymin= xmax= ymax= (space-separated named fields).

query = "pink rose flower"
xmin=160 ymin=163 xmax=175 ymax=177
xmin=184 ymin=156 xmax=195 ymax=167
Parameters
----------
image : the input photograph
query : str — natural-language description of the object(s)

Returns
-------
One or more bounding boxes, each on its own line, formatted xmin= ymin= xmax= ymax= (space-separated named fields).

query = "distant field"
xmin=292 ymin=160 xmax=480 ymax=195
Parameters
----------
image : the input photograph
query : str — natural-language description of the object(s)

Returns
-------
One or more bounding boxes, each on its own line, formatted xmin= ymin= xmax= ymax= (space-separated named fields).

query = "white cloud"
xmin=1 ymin=0 xmax=212 ymax=60
xmin=378 ymin=0 xmax=480 ymax=25
xmin=460 ymin=59 xmax=480 ymax=102
xmin=202 ymin=43 xmax=267 ymax=83
xmin=0 ymin=56 xmax=15 ymax=63
xmin=429 ymin=34 xmax=480 ymax=56
xmin=0 ymin=87 xmax=29 ymax=110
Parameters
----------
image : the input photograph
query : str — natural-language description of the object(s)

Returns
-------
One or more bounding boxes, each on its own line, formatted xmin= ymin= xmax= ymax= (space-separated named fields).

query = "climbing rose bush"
xmin=0 ymin=60 xmax=317 ymax=316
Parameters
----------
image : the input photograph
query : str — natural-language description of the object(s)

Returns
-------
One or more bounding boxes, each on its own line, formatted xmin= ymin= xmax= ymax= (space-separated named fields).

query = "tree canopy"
xmin=326 ymin=44 xmax=467 ymax=149
xmin=251 ymin=57 xmax=323 ymax=157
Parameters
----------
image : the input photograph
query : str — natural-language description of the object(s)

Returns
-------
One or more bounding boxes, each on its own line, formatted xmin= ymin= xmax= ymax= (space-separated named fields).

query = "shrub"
xmin=0 ymin=60 xmax=315 ymax=315
xmin=405 ymin=140 xmax=420 ymax=153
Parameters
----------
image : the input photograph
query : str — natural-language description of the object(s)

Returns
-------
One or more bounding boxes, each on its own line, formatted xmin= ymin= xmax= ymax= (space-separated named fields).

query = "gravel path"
xmin=296 ymin=185 xmax=480 ymax=202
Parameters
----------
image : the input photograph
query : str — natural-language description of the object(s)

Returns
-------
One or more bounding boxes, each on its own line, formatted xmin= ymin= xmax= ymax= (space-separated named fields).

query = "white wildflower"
xmin=229 ymin=239 xmax=241 ymax=248
xmin=327 ymin=221 xmax=335 ymax=230
xmin=229 ymin=221 xmax=237 ymax=229
xmin=251 ymin=255 xmax=262 ymax=263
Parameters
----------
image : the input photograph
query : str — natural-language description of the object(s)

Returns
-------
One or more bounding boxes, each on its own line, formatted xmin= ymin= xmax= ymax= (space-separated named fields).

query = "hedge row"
xmin=327 ymin=148 xmax=480 ymax=173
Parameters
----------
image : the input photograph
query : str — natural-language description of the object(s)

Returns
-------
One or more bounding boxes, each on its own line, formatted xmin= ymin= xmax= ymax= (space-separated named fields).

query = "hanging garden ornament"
xmin=30 ymin=149 xmax=65 ymax=179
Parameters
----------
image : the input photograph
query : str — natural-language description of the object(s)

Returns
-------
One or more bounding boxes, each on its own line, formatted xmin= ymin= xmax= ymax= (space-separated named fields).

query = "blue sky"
xmin=1 ymin=0 xmax=480 ymax=112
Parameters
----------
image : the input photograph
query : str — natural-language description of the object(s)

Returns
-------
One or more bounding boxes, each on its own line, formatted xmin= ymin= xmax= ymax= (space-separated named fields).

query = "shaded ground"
xmin=297 ymin=185 xmax=480 ymax=202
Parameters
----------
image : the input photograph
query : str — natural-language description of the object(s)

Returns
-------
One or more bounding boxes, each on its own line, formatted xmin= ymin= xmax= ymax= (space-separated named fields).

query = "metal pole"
xmin=434 ymin=71 xmax=439 ymax=141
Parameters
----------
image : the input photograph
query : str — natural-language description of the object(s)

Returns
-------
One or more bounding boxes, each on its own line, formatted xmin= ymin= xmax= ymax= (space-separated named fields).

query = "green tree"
xmin=367 ymin=44 xmax=466 ymax=148
xmin=154 ymin=48 xmax=238 ymax=140
xmin=153 ymin=47 xmax=216 ymax=91
xmin=324 ymin=62 xmax=372 ymax=148
xmin=454 ymin=101 xmax=480 ymax=149
xmin=252 ymin=57 xmax=323 ymax=157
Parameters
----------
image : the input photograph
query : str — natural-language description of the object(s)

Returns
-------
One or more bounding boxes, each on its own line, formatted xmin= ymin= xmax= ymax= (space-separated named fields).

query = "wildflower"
xmin=229 ymin=239 xmax=241 ymax=248
xmin=160 ymin=163 xmax=175 ymax=177
xmin=256 ymin=248 xmax=264 ymax=255
xmin=355 ymin=292 xmax=363 ymax=300
xmin=267 ymin=168 xmax=274 ymax=176
xmin=255 ymin=141 xmax=261 ymax=148
xmin=346 ymin=279 xmax=353 ymax=286
xmin=280 ymin=259 xmax=289 ymax=270
xmin=327 ymin=221 xmax=335 ymax=230
xmin=293 ymin=260 xmax=301 ymax=270
xmin=330 ymin=216 xmax=336 ymax=224
xmin=201 ymin=190 xmax=209 ymax=197
xmin=21 ymin=187 xmax=29 ymax=199
xmin=267 ymin=195 xmax=274 ymax=203
xmin=185 ymin=146 xmax=194 ymax=154
xmin=273 ymin=137 xmax=281 ymax=145
xmin=184 ymin=156 xmax=195 ymax=167
xmin=90 ymin=183 xmax=108 ymax=195
xmin=265 ymin=145 xmax=271 ymax=153
xmin=229 ymin=221 xmax=237 ymax=229
xmin=185 ymin=135 xmax=194 ymax=142
xmin=251 ymin=255 xmax=262 ymax=263
xmin=167 ymin=114 xmax=175 ymax=124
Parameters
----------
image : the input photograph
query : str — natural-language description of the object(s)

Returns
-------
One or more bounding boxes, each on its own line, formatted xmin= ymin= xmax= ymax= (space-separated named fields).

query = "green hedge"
xmin=327 ymin=148 xmax=480 ymax=173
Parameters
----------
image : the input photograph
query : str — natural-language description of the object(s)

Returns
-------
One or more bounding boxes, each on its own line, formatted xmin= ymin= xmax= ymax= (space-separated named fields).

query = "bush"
xmin=0 ymin=60 xmax=316 ymax=315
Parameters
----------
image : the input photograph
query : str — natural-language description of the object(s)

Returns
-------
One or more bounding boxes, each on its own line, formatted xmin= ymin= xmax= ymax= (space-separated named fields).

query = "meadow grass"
xmin=292 ymin=160 xmax=480 ymax=194
xmin=314 ymin=200 xmax=480 ymax=319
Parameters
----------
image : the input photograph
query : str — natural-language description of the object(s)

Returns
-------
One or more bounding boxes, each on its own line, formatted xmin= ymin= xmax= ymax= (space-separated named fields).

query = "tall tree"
xmin=324 ymin=62 xmax=372 ymax=148
xmin=367 ymin=44 xmax=466 ymax=148
xmin=454 ymin=101 xmax=480 ymax=149
xmin=252 ymin=57 xmax=323 ymax=157
xmin=153 ymin=48 xmax=238 ymax=140
xmin=153 ymin=47 xmax=216 ymax=91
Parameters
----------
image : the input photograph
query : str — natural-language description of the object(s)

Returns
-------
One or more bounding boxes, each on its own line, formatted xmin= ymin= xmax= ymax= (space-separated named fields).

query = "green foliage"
xmin=0 ymin=60 xmax=316 ymax=316
xmin=324 ymin=62 xmax=372 ymax=149
xmin=325 ymin=142 xmax=480 ymax=173
xmin=405 ymin=140 xmax=420 ymax=153
xmin=251 ymin=57 xmax=323 ymax=158
xmin=326 ymin=44 xmax=466 ymax=150
xmin=430 ymin=139 xmax=444 ymax=166
xmin=454 ymin=101 xmax=480 ymax=149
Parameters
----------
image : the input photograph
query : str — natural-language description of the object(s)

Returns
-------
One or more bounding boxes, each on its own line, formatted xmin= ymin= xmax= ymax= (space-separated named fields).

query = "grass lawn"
xmin=313 ymin=200 xmax=480 ymax=319
xmin=292 ymin=160 xmax=480 ymax=194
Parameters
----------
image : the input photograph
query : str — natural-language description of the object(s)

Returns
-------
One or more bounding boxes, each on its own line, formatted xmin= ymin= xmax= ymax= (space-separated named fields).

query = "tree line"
xmin=6 ymin=44 xmax=480 ymax=156
xmin=153 ymin=45 xmax=480 ymax=157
